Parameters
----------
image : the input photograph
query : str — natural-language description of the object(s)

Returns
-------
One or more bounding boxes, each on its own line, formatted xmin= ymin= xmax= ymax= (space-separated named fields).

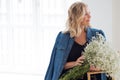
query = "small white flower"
xmin=83 ymin=33 xmax=120 ymax=80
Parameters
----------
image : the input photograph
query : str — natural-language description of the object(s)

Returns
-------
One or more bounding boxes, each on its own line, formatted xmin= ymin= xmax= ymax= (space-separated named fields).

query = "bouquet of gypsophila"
xmin=59 ymin=33 xmax=120 ymax=80
xmin=83 ymin=33 xmax=120 ymax=80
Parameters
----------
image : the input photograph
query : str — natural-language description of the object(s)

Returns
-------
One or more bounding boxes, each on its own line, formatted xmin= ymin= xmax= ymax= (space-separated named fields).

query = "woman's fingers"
xmin=75 ymin=55 xmax=85 ymax=66
xmin=78 ymin=60 xmax=84 ymax=64
xmin=74 ymin=62 xmax=82 ymax=66
xmin=78 ymin=55 xmax=85 ymax=60
xmin=90 ymin=65 xmax=101 ymax=71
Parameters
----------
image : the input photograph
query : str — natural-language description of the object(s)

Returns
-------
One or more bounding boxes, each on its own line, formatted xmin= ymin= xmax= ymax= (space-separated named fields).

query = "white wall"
xmin=112 ymin=0 xmax=120 ymax=50
xmin=0 ymin=0 xmax=79 ymax=80
xmin=0 ymin=0 xmax=117 ymax=80
xmin=83 ymin=0 xmax=120 ymax=51
xmin=83 ymin=0 xmax=112 ymax=42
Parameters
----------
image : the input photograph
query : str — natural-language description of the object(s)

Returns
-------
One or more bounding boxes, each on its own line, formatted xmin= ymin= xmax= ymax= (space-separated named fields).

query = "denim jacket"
xmin=45 ymin=27 xmax=107 ymax=80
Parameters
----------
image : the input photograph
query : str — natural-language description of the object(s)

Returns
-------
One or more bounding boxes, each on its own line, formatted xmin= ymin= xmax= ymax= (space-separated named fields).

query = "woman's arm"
xmin=64 ymin=55 xmax=85 ymax=69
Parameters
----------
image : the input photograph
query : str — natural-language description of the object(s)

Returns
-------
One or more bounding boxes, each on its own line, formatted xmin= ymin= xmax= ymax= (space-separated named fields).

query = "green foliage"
xmin=59 ymin=61 xmax=90 ymax=80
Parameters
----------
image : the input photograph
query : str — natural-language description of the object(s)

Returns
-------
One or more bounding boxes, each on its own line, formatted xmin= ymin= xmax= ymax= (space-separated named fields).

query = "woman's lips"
xmin=87 ymin=20 xmax=90 ymax=22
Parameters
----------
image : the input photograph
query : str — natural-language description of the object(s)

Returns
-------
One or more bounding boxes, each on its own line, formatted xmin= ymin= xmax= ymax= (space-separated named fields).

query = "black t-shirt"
xmin=60 ymin=41 xmax=87 ymax=80
xmin=67 ymin=41 xmax=87 ymax=62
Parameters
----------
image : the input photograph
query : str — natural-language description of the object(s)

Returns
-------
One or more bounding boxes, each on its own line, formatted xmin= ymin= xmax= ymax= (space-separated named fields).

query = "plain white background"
xmin=0 ymin=0 xmax=119 ymax=80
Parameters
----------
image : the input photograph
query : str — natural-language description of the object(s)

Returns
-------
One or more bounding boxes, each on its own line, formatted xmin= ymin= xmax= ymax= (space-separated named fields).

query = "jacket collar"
xmin=86 ymin=27 xmax=92 ymax=43
xmin=57 ymin=27 xmax=93 ymax=49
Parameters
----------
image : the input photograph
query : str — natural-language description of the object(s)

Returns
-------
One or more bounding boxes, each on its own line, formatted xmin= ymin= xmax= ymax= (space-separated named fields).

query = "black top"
xmin=67 ymin=41 xmax=87 ymax=62
xmin=60 ymin=41 xmax=87 ymax=80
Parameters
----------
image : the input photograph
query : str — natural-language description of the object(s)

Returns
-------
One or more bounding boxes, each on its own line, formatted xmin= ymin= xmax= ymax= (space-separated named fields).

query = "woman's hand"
xmin=90 ymin=65 xmax=101 ymax=72
xmin=75 ymin=55 xmax=85 ymax=66
xmin=64 ymin=55 xmax=85 ymax=70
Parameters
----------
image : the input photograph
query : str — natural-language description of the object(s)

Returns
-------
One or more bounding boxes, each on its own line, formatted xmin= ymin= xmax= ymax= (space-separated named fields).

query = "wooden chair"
xmin=87 ymin=71 xmax=104 ymax=80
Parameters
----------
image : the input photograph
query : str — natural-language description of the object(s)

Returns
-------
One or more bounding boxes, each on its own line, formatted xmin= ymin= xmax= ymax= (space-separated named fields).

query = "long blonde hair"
xmin=64 ymin=2 xmax=89 ymax=37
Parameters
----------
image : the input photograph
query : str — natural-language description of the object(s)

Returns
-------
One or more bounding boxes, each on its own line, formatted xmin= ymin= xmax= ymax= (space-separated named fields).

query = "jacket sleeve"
xmin=99 ymin=30 xmax=106 ymax=39
xmin=44 ymin=32 xmax=62 ymax=80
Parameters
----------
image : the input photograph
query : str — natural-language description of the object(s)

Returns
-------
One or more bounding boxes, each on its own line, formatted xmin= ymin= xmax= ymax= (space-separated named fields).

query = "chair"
xmin=87 ymin=71 xmax=107 ymax=80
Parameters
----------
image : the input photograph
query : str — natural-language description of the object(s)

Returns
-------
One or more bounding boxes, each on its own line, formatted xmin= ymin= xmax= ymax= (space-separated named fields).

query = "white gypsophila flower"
xmin=83 ymin=33 xmax=120 ymax=80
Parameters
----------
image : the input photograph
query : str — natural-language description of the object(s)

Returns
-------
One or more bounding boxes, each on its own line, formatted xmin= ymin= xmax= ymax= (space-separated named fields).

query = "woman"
xmin=45 ymin=2 xmax=107 ymax=80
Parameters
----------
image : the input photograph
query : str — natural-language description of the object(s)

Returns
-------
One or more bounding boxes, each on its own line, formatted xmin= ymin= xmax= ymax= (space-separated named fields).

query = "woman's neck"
xmin=80 ymin=26 xmax=87 ymax=32
xmin=74 ymin=29 xmax=87 ymax=45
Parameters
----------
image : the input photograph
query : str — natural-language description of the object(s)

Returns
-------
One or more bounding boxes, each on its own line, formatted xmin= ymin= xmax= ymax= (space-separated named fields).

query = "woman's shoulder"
xmin=55 ymin=31 xmax=72 ymax=49
xmin=54 ymin=31 xmax=71 ymax=43
xmin=56 ymin=31 xmax=71 ymax=39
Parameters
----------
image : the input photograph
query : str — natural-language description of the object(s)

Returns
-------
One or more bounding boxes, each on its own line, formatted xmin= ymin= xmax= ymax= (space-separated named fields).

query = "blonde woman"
xmin=45 ymin=2 xmax=107 ymax=80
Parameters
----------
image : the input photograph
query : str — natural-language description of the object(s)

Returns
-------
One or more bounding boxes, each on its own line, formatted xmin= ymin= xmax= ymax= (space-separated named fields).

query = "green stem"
xmin=59 ymin=62 xmax=90 ymax=80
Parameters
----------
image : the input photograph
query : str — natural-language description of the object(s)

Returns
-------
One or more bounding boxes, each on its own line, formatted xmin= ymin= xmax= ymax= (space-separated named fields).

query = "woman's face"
xmin=81 ymin=7 xmax=91 ymax=26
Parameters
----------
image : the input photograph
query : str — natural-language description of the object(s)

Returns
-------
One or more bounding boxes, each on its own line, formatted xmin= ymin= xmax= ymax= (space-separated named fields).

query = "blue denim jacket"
xmin=45 ymin=27 xmax=107 ymax=80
